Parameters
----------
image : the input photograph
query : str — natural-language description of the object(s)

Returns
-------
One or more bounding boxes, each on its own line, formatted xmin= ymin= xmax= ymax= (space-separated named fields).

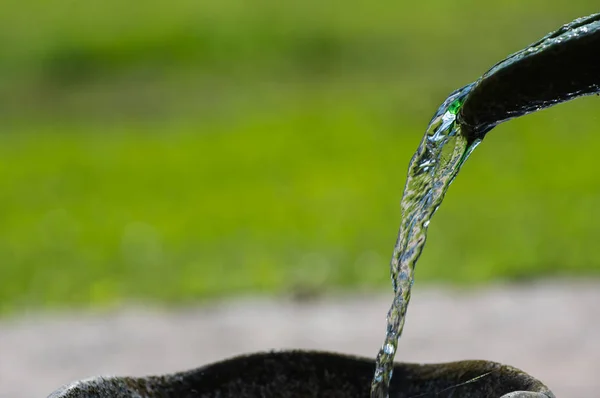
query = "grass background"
xmin=1 ymin=1 xmax=599 ymax=314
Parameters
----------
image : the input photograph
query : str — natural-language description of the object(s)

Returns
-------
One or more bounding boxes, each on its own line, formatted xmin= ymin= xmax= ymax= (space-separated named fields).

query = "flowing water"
xmin=370 ymin=84 xmax=481 ymax=398
xmin=370 ymin=12 xmax=600 ymax=398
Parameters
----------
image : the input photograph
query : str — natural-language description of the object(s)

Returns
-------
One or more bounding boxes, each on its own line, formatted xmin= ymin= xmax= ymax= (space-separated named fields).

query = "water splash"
xmin=370 ymin=83 xmax=481 ymax=398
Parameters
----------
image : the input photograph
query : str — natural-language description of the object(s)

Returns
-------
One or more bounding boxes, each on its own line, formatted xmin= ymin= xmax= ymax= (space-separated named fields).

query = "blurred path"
xmin=1 ymin=280 xmax=598 ymax=398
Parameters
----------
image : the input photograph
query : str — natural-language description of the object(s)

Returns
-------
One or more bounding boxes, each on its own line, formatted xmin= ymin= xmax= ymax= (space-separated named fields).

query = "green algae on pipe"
xmin=459 ymin=12 xmax=600 ymax=142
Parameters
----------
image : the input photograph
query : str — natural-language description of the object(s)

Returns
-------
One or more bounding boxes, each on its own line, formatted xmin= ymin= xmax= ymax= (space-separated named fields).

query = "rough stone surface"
xmin=0 ymin=280 xmax=598 ymax=397
xmin=47 ymin=352 xmax=554 ymax=398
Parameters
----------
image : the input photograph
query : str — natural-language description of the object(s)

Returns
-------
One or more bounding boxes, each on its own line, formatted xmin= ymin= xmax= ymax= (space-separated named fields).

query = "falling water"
xmin=370 ymin=12 xmax=600 ymax=398
xmin=370 ymin=84 xmax=481 ymax=398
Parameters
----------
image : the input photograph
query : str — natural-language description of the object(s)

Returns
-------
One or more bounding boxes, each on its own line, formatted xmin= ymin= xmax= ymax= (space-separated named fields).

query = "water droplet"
xmin=383 ymin=343 xmax=395 ymax=355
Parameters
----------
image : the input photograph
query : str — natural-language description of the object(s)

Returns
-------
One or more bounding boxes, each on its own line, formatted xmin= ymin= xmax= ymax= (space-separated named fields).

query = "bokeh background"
xmin=1 ymin=0 xmax=600 ymax=315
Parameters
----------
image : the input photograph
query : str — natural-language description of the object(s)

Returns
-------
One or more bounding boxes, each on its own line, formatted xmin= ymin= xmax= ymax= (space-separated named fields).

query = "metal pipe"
xmin=459 ymin=13 xmax=600 ymax=142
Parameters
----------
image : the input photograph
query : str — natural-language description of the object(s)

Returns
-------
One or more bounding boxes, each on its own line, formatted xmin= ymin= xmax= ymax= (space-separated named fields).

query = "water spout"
xmin=459 ymin=12 xmax=600 ymax=142
xmin=371 ymin=13 xmax=600 ymax=397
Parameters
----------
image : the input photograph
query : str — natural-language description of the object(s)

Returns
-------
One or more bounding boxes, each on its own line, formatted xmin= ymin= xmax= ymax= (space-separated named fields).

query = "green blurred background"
xmin=1 ymin=1 xmax=599 ymax=315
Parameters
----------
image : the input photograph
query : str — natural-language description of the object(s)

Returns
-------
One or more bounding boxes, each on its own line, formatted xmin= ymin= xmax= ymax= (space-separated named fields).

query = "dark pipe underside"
xmin=460 ymin=13 xmax=600 ymax=141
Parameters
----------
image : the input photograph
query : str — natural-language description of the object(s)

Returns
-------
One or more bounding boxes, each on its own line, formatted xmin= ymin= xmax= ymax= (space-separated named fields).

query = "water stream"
xmin=369 ymin=84 xmax=480 ymax=398
xmin=370 ymin=12 xmax=600 ymax=398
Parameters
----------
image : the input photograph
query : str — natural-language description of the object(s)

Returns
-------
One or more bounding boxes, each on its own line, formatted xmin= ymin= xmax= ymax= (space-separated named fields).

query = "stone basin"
xmin=48 ymin=350 xmax=554 ymax=398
